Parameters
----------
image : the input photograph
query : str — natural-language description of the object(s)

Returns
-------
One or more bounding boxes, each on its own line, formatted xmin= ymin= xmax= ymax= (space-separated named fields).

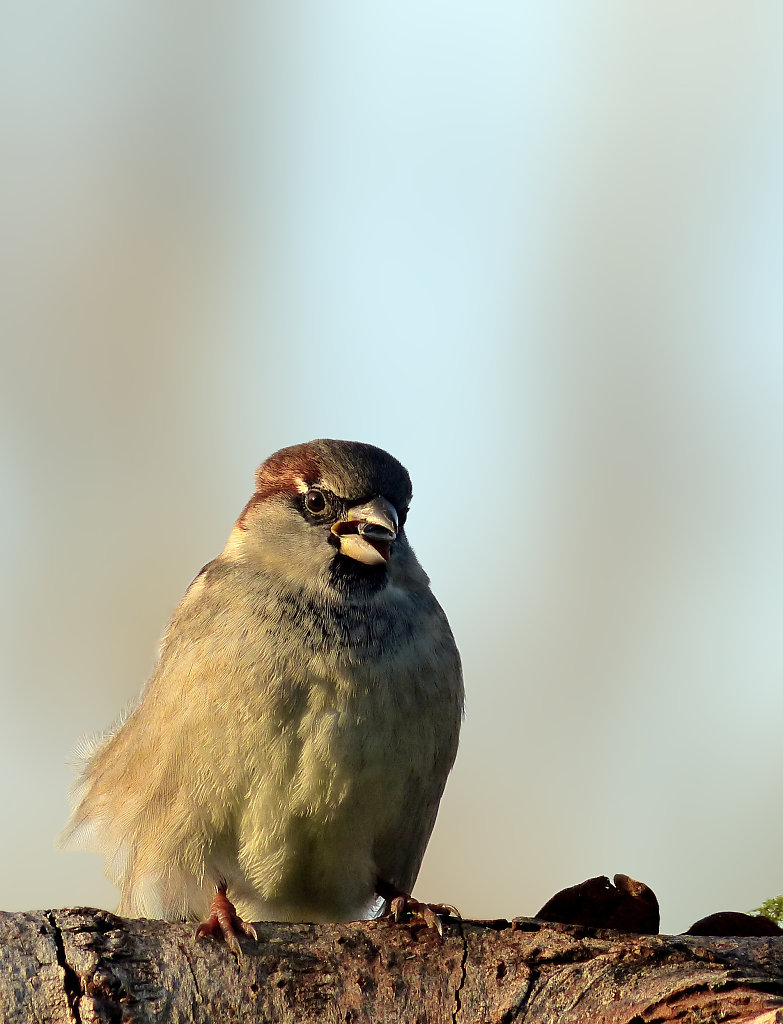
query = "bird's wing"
xmin=373 ymin=617 xmax=463 ymax=897
xmin=59 ymin=559 xmax=266 ymax=918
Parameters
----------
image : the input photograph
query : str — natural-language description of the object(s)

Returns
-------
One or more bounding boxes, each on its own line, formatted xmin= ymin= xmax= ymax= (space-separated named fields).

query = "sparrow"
xmin=61 ymin=439 xmax=463 ymax=950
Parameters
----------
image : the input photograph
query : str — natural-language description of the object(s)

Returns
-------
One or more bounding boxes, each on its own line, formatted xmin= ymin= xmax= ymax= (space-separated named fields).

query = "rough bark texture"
xmin=3 ymin=908 xmax=783 ymax=1023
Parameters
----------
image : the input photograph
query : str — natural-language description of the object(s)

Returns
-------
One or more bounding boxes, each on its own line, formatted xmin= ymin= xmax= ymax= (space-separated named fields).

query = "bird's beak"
xmin=331 ymin=496 xmax=399 ymax=565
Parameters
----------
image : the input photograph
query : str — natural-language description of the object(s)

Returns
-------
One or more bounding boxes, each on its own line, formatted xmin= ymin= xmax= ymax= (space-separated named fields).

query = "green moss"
xmin=752 ymin=895 xmax=783 ymax=924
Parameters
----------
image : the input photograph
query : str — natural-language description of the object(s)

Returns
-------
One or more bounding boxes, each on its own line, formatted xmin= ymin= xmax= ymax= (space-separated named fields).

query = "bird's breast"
xmin=239 ymin=582 xmax=448 ymax=819
xmin=269 ymin=585 xmax=418 ymax=662
xmin=181 ymin=568 xmax=460 ymax=915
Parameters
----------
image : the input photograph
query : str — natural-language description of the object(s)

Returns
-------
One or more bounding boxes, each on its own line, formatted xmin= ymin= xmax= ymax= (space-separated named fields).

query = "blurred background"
xmin=2 ymin=3 xmax=783 ymax=934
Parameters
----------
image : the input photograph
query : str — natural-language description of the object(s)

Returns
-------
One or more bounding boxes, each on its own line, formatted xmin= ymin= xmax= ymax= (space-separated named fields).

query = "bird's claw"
xmin=194 ymin=882 xmax=257 ymax=956
xmin=388 ymin=894 xmax=460 ymax=936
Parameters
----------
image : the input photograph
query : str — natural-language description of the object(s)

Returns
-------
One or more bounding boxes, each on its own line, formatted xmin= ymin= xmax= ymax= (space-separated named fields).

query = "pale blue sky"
xmin=2 ymin=3 xmax=783 ymax=932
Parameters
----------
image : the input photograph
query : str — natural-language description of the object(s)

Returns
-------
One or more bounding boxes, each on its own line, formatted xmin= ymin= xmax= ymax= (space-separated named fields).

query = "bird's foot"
xmin=377 ymin=879 xmax=460 ymax=937
xmin=194 ymin=881 xmax=258 ymax=956
xmin=389 ymin=895 xmax=461 ymax=936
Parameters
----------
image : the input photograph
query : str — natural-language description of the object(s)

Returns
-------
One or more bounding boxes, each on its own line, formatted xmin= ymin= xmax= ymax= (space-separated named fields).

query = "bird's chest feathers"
xmin=256 ymin=587 xmax=440 ymax=822
xmin=290 ymin=665 xmax=416 ymax=817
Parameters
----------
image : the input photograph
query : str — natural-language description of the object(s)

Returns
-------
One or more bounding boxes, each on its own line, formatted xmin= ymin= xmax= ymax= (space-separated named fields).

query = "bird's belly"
xmin=236 ymin=661 xmax=436 ymax=919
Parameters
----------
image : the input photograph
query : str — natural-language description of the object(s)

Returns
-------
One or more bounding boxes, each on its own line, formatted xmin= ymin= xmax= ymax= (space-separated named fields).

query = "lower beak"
xmin=331 ymin=496 xmax=399 ymax=565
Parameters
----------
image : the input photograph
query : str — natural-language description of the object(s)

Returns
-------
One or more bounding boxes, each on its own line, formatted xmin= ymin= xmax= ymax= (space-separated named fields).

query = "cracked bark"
xmin=2 ymin=909 xmax=783 ymax=1023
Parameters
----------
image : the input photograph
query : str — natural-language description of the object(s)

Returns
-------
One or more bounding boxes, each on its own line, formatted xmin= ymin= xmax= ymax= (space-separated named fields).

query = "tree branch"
xmin=3 ymin=907 xmax=783 ymax=1022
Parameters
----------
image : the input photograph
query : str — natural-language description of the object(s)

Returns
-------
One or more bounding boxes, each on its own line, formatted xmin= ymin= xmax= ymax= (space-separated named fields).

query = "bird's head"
xmin=223 ymin=440 xmax=422 ymax=596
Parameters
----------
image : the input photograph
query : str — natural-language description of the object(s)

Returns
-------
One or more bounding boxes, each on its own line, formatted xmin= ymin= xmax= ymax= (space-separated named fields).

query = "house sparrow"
xmin=61 ymin=439 xmax=463 ymax=950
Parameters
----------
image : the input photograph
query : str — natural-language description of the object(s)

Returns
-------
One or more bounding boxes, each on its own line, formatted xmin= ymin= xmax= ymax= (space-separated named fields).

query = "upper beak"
xmin=331 ymin=496 xmax=399 ymax=565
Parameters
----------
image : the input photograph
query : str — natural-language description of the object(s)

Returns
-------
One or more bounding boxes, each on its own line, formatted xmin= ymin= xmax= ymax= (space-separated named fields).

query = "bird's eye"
xmin=304 ymin=488 xmax=328 ymax=514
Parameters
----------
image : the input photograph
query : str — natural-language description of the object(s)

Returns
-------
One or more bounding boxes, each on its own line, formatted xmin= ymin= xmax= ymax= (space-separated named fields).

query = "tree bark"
xmin=2 ymin=907 xmax=783 ymax=1023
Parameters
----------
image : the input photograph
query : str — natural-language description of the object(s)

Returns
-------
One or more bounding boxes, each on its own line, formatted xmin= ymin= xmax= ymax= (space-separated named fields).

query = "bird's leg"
xmin=194 ymin=880 xmax=258 ymax=955
xmin=376 ymin=878 xmax=460 ymax=937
